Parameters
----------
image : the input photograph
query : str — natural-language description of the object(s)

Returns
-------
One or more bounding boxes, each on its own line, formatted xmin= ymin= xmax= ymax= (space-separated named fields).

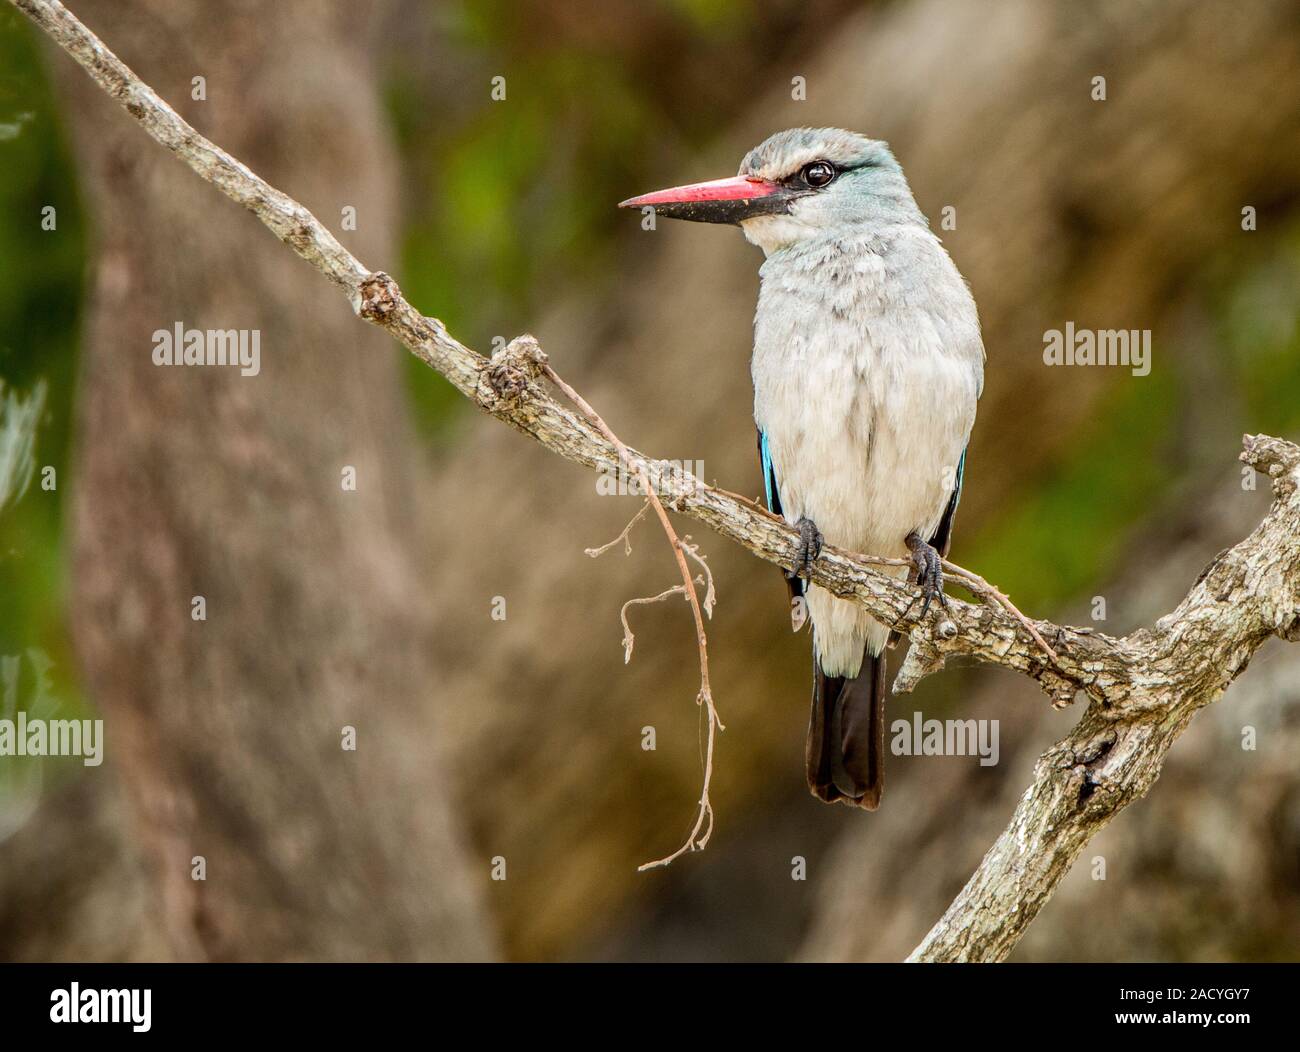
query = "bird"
xmin=619 ymin=128 xmax=984 ymax=810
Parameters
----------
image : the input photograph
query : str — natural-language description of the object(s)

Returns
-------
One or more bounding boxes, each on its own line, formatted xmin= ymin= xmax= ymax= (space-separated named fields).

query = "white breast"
xmin=751 ymin=225 xmax=982 ymax=675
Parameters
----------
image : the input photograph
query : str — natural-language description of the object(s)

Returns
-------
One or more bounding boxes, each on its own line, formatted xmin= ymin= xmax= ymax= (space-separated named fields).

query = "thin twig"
xmin=942 ymin=560 xmax=1062 ymax=666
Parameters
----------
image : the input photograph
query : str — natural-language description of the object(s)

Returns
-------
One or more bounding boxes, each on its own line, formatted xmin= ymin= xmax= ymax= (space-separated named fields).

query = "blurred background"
xmin=0 ymin=0 xmax=1298 ymax=962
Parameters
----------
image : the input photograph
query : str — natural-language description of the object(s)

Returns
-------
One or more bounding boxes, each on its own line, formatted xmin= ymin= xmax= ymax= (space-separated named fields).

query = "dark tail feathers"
xmin=807 ymin=645 xmax=886 ymax=810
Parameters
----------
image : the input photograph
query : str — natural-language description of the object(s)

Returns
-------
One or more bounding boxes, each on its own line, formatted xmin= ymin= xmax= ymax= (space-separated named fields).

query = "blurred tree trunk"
xmin=0 ymin=0 xmax=493 ymax=961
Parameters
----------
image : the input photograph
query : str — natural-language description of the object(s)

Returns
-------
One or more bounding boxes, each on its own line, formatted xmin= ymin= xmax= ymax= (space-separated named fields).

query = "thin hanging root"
xmin=676 ymin=536 xmax=716 ymax=618
xmin=585 ymin=500 xmax=652 ymax=558
xmin=637 ymin=682 xmax=718 ymax=871
xmin=618 ymin=580 xmax=703 ymax=663
xmin=541 ymin=364 xmax=721 ymax=871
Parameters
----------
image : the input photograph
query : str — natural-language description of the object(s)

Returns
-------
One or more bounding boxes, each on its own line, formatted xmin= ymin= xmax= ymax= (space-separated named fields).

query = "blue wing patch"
xmin=757 ymin=427 xmax=802 ymax=602
xmin=759 ymin=429 xmax=777 ymax=512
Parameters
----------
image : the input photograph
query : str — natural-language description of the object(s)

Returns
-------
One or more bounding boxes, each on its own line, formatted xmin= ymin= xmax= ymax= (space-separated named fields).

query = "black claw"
xmin=905 ymin=531 xmax=948 ymax=620
xmin=790 ymin=516 xmax=824 ymax=580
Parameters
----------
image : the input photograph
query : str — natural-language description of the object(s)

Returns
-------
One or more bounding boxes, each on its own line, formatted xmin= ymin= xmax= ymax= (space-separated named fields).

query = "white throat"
xmin=740 ymin=214 xmax=815 ymax=255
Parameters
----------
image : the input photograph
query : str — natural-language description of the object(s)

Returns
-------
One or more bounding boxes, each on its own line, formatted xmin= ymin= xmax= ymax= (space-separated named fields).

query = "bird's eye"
xmin=801 ymin=161 xmax=836 ymax=188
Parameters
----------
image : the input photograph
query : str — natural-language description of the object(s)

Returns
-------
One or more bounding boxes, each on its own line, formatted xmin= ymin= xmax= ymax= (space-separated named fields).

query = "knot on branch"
xmin=1063 ymin=732 xmax=1118 ymax=810
xmin=481 ymin=334 xmax=548 ymax=408
xmin=892 ymin=632 xmax=946 ymax=693
xmin=1240 ymin=433 xmax=1300 ymax=497
xmin=356 ymin=271 xmax=400 ymax=321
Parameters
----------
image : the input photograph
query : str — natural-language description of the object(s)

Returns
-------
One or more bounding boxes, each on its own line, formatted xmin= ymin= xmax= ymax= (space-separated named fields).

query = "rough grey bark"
xmin=14 ymin=0 xmax=1300 ymax=963
xmin=2 ymin=0 xmax=493 ymax=960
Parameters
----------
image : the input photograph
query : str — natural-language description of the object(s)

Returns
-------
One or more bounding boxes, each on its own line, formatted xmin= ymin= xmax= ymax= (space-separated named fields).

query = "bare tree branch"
xmin=18 ymin=0 xmax=1300 ymax=961
xmin=909 ymin=434 xmax=1300 ymax=961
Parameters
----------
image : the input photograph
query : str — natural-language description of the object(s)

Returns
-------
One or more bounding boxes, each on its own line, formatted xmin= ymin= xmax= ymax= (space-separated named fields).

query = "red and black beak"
xmin=617 ymin=175 xmax=792 ymax=225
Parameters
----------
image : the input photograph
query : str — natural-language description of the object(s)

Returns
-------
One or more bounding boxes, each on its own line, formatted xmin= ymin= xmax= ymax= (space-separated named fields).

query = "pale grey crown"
xmin=738 ymin=127 xmax=925 ymax=239
xmin=739 ymin=127 xmax=896 ymax=182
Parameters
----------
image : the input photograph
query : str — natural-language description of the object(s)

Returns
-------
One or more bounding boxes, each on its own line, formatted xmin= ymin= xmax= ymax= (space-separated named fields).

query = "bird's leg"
xmin=904 ymin=530 xmax=948 ymax=619
xmin=789 ymin=516 xmax=823 ymax=580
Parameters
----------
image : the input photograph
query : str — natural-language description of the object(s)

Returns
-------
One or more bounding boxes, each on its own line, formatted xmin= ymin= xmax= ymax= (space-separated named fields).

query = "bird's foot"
xmin=789 ymin=516 xmax=823 ymax=580
xmin=904 ymin=531 xmax=948 ymax=619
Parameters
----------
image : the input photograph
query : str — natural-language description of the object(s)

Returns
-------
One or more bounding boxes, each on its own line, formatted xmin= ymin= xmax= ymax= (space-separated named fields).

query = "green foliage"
xmin=962 ymin=366 xmax=1178 ymax=611
xmin=0 ymin=10 xmax=87 ymax=725
xmin=962 ymin=223 xmax=1300 ymax=615
xmin=384 ymin=1 xmax=761 ymax=441
xmin=1216 ymin=228 xmax=1300 ymax=434
xmin=389 ymin=47 xmax=654 ymax=438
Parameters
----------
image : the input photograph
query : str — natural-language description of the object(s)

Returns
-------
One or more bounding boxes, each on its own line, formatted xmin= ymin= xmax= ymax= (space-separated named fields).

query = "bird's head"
xmin=618 ymin=127 xmax=922 ymax=254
